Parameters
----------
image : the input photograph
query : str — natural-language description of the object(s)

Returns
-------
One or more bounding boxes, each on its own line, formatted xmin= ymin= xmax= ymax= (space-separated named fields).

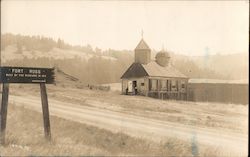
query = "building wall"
xmin=121 ymin=77 xmax=148 ymax=95
xmin=122 ymin=78 xmax=248 ymax=105
xmin=147 ymin=77 xmax=188 ymax=100
xmin=122 ymin=77 xmax=188 ymax=98
xmin=187 ymin=83 xmax=248 ymax=105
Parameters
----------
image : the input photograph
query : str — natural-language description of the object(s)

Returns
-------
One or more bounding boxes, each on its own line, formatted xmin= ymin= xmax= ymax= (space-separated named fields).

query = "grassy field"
xmin=0 ymin=103 xmax=222 ymax=156
xmin=1 ymin=83 xmax=247 ymax=156
xmin=44 ymin=84 xmax=248 ymax=134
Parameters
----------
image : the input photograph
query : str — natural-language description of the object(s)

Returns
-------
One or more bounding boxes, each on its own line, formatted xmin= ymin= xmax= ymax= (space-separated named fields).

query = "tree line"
xmin=1 ymin=33 xmax=229 ymax=84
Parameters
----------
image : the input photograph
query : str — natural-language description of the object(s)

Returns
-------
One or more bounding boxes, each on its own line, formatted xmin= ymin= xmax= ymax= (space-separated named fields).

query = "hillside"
xmin=1 ymin=33 xmax=248 ymax=84
xmin=1 ymin=45 xmax=117 ymax=62
xmin=190 ymin=53 xmax=248 ymax=80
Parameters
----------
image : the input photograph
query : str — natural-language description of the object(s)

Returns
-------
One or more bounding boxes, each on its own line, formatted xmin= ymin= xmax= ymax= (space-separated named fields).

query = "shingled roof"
xmin=142 ymin=62 xmax=188 ymax=78
xmin=121 ymin=63 xmax=148 ymax=79
xmin=135 ymin=39 xmax=151 ymax=50
xmin=121 ymin=61 xmax=188 ymax=79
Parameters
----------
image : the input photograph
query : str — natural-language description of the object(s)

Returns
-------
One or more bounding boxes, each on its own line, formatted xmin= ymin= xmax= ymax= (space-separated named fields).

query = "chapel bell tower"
xmin=134 ymin=31 xmax=151 ymax=64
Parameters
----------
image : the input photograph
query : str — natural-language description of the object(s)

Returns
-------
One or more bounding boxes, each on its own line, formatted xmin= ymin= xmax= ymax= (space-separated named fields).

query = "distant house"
xmin=121 ymin=37 xmax=188 ymax=100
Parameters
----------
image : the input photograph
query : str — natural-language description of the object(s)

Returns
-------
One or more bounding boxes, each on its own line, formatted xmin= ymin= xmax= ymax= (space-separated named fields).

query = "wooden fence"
xmin=187 ymin=83 xmax=248 ymax=105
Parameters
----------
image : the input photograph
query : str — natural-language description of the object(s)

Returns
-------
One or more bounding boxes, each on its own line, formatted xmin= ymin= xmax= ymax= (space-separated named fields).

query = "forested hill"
xmin=1 ymin=33 xmax=248 ymax=84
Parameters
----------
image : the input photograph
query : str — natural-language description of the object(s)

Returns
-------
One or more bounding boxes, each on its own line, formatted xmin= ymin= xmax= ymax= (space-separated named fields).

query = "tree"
xmin=57 ymin=38 xmax=65 ymax=49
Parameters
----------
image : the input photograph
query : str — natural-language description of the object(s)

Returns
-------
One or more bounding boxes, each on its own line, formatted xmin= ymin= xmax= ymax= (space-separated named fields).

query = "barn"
xmin=121 ymin=38 xmax=188 ymax=100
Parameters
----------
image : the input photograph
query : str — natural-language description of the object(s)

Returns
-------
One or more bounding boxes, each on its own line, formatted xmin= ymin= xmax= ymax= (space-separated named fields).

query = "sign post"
xmin=0 ymin=83 xmax=9 ymax=145
xmin=40 ymin=83 xmax=51 ymax=140
xmin=0 ymin=66 xmax=55 ymax=144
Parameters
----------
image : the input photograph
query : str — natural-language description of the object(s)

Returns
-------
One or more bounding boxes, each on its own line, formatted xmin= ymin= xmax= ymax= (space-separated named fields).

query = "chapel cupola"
xmin=155 ymin=48 xmax=170 ymax=67
xmin=134 ymin=32 xmax=151 ymax=64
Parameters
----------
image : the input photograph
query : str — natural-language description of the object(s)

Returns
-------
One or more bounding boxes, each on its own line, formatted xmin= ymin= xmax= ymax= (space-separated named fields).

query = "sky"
xmin=1 ymin=0 xmax=249 ymax=56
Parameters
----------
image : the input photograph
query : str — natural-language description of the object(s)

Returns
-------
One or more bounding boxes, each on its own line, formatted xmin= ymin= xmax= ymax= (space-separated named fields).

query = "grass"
xmin=3 ymin=84 xmax=247 ymax=156
xmin=0 ymin=103 xmax=191 ymax=156
xmin=44 ymin=85 xmax=247 ymax=134
xmin=0 ymin=103 xmax=225 ymax=156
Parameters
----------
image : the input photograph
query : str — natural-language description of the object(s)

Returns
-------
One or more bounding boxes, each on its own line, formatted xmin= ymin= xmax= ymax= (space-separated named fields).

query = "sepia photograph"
xmin=0 ymin=0 xmax=249 ymax=156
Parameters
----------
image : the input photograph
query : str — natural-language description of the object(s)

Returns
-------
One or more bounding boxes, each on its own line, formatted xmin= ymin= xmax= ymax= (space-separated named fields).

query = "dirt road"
xmin=10 ymin=94 xmax=248 ymax=155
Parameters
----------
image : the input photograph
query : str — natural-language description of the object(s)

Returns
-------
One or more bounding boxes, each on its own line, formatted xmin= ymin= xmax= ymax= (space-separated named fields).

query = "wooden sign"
xmin=0 ymin=66 xmax=54 ymax=144
xmin=0 ymin=66 xmax=55 ymax=84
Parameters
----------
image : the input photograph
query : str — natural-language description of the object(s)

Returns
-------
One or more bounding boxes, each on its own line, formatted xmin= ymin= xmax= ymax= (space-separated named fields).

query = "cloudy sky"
xmin=1 ymin=0 xmax=249 ymax=56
